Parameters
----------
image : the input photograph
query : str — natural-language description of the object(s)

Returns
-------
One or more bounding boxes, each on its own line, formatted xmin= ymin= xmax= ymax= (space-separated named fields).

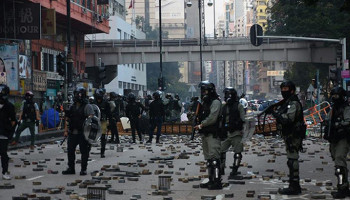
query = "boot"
xmin=208 ymin=159 xmax=222 ymax=190
xmin=200 ymin=160 xmax=213 ymax=188
xmin=62 ymin=168 xmax=75 ymax=175
xmin=278 ymin=159 xmax=301 ymax=195
xmin=331 ymin=166 xmax=350 ymax=199
xmin=220 ymin=152 xmax=226 ymax=175
xmin=228 ymin=153 xmax=242 ymax=179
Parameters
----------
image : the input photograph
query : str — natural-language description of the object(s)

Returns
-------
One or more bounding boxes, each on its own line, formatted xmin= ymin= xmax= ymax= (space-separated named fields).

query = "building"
xmin=0 ymin=0 xmax=109 ymax=110
xmin=86 ymin=0 xmax=147 ymax=97
xmin=253 ymin=0 xmax=268 ymax=32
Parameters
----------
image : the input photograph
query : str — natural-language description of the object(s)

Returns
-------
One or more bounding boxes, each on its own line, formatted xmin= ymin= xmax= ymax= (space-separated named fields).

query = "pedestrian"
xmin=220 ymin=87 xmax=245 ymax=179
xmin=11 ymin=91 xmax=40 ymax=149
xmin=62 ymin=87 xmax=94 ymax=176
xmin=108 ymin=92 xmax=120 ymax=144
xmin=146 ymin=91 xmax=165 ymax=144
xmin=195 ymin=81 xmax=222 ymax=190
xmin=94 ymin=89 xmax=111 ymax=158
xmin=270 ymin=81 xmax=305 ymax=195
xmin=323 ymin=86 xmax=350 ymax=198
xmin=0 ymin=84 xmax=16 ymax=180
xmin=125 ymin=93 xmax=145 ymax=144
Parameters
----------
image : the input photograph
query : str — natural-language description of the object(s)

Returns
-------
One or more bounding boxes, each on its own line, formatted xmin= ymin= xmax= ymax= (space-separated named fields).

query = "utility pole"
xmin=65 ymin=0 xmax=73 ymax=101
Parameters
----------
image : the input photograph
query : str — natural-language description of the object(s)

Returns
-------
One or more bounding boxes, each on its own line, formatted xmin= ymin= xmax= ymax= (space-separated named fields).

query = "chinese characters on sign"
xmin=33 ymin=70 xmax=47 ymax=91
xmin=267 ymin=70 xmax=286 ymax=76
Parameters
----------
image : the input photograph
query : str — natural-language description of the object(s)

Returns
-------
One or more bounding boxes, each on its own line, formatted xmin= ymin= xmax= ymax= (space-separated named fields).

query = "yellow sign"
xmin=42 ymin=9 xmax=56 ymax=35
xmin=267 ymin=70 xmax=285 ymax=76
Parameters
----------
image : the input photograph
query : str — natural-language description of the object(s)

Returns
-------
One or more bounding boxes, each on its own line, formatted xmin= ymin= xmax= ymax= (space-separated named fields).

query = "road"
xmin=0 ymin=134 xmax=345 ymax=200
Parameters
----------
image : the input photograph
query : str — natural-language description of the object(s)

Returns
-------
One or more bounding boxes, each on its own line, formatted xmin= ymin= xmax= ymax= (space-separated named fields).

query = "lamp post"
xmin=159 ymin=0 xmax=163 ymax=90
xmin=187 ymin=0 xmax=212 ymax=82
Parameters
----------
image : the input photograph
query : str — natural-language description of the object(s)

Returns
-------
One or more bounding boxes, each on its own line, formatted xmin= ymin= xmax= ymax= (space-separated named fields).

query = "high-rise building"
xmin=253 ymin=0 xmax=268 ymax=32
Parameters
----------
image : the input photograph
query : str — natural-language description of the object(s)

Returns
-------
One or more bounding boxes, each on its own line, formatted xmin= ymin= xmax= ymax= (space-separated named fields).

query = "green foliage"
xmin=13 ymin=101 xmax=22 ymax=114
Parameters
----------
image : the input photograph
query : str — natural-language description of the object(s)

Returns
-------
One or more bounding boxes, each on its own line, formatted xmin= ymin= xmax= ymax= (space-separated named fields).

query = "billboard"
xmin=0 ymin=44 xmax=19 ymax=91
xmin=19 ymin=55 xmax=31 ymax=79
xmin=0 ymin=1 xmax=41 ymax=39
xmin=155 ymin=0 xmax=184 ymax=20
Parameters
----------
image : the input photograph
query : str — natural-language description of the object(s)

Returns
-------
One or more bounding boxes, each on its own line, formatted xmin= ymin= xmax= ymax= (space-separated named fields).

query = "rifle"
xmin=257 ymin=99 xmax=286 ymax=133
xmin=190 ymin=102 xmax=201 ymax=140
xmin=322 ymin=104 xmax=333 ymax=140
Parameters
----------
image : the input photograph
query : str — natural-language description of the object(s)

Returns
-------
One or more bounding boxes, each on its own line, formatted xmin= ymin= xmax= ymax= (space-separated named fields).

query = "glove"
xmin=35 ymin=120 xmax=40 ymax=127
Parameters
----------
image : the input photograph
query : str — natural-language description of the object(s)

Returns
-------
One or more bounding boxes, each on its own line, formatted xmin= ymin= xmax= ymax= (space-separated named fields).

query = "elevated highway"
xmin=85 ymin=37 xmax=338 ymax=67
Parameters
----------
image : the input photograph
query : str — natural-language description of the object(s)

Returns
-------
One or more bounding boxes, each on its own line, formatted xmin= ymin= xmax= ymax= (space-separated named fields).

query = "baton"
xmin=60 ymin=136 xmax=67 ymax=146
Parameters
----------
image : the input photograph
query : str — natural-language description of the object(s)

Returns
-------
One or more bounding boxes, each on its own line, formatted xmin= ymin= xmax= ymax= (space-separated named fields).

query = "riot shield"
xmin=83 ymin=116 xmax=102 ymax=144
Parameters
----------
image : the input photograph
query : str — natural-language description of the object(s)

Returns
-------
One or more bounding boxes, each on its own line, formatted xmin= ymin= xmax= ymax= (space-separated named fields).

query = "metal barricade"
xmin=303 ymin=101 xmax=331 ymax=128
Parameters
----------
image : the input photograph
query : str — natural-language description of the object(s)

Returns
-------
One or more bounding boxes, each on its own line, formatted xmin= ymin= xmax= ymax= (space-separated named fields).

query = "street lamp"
xmin=187 ymin=0 xmax=212 ymax=82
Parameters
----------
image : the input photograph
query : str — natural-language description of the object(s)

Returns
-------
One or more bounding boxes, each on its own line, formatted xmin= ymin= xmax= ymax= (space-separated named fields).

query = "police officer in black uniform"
xmin=62 ymin=87 xmax=94 ymax=176
xmin=220 ymin=87 xmax=245 ymax=178
xmin=195 ymin=81 xmax=222 ymax=190
xmin=324 ymin=86 xmax=350 ymax=198
xmin=146 ymin=91 xmax=165 ymax=144
xmin=125 ymin=93 xmax=145 ymax=144
xmin=271 ymin=81 xmax=305 ymax=195
xmin=94 ymin=89 xmax=111 ymax=158
xmin=0 ymin=84 xmax=16 ymax=180
xmin=108 ymin=92 xmax=120 ymax=144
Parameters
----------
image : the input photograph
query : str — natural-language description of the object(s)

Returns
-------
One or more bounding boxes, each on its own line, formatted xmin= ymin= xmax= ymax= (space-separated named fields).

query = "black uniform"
xmin=125 ymin=94 xmax=145 ymax=143
xmin=0 ymin=85 xmax=16 ymax=177
xmin=147 ymin=92 xmax=165 ymax=144
xmin=95 ymin=99 xmax=111 ymax=156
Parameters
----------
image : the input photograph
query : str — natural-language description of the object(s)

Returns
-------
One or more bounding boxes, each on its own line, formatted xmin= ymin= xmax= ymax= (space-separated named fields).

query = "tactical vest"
xmin=198 ymin=99 xmax=219 ymax=135
xmin=96 ymin=100 xmax=109 ymax=121
xmin=222 ymin=101 xmax=243 ymax=132
xmin=278 ymin=98 xmax=305 ymax=138
xmin=22 ymin=101 xmax=36 ymax=121
xmin=173 ymin=100 xmax=181 ymax=111
xmin=126 ymin=102 xmax=141 ymax=120
xmin=69 ymin=103 xmax=86 ymax=132
xmin=331 ymin=103 xmax=349 ymax=139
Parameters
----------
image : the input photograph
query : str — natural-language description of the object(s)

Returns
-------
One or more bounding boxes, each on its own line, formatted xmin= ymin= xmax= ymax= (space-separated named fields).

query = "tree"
xmin=267 ymin=0 xmax=350 ymax=93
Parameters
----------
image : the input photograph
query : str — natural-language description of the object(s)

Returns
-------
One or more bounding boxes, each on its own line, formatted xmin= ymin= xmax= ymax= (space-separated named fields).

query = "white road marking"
xmin=26 ymin=175 xmax=44 ymax=181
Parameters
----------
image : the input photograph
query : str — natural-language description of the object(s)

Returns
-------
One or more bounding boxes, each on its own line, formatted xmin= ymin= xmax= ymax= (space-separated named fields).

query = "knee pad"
xmin=287 ymin=159 xmax=295 ymax=168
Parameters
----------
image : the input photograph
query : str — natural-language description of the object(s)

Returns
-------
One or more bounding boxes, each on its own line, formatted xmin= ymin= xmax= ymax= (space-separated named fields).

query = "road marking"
xmin=26 ymin=175 xmax=44 ymax=181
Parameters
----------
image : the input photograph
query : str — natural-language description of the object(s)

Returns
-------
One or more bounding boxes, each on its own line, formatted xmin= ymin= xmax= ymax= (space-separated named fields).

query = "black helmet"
xmin=0 ymin=84 xmax=10 ymax=103
xmin=331 ymin=86 xmax=347 ymax=104
xmin=25 ymin=91 xmax=34 ymax=102
xmin=73 ymin=87 xmax=87 ymax=103
xmin=94 ymin=88 xmax=105 ymax=101
xmin=128 ymin=93 xmax=136 ymax=102
xmin=223 ymin=87 xmax=237 ymax=102
xmin=198 ymin=81 xmax=216 ymax=101
xmin=280 ymin=80 xmax=296 ymax=99
xmin=110 ymin=92 xmax=117 ymax=100
xmin=153 ymin=91 xmax=161 ymax=100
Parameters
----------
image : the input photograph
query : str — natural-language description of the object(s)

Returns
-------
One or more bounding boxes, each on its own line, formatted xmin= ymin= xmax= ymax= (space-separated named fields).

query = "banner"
xmin=19 ymin=55 xmax=31 ymax=78
xmin=42 ymin=9 xmax=56 ymax=36
xmin=0 ymin=2 xmax=41 ymax=39
xmin=0 ymin=44 xmax=19 ymax=91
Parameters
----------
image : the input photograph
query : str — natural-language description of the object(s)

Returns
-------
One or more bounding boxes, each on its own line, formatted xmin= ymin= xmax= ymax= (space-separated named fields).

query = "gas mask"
xmin=281 ymin=90 xmax=292 ymax=99
xmin=332 ymin=94 xmax=344 ymax=105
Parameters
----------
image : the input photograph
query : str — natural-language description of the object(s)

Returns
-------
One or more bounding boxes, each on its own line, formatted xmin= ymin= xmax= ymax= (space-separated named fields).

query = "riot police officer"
xmin=147 ymin=91 xmax=165 ymax=144
xmin=125 ymin=93 xmax=145 ymax=144
xmin=271 ymin=81 xmax=305 ymax=195
xmin=220 ymin=87 xmax=245 ymax=179
xmin=108 ymin=92 xmax=120 ymax=144
xmin=94 ymin=89 xmax=111 ymax=158
xmin=0 ymin=84 xmax=16 ymax=180
xmin=195 ymin=81 xmax=222 ymax=190
xmin=324 ymin=86 xmax=350 ymax=198
xmin=62 ymin=87 xmax=94 ymax=176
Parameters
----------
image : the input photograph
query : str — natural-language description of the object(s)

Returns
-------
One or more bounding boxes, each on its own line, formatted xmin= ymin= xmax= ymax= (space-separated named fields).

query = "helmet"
xmin=153 ymin=91 xmax=161 ymax=100
xmin=198 ymin=81 xmax=216 ymax=101
xmin=73 ymin=87 xmax=87 ymax=103
xmin=128 ymin=93 xmax=136 ymax=102
xmin=94 ymin=88 xmax=105 ymax=101
xmin=0 ymin=84 xmax=10 ymax=103
xmin=223 ymin=87 xmax=237 ymax=102
xmin=331 ymin=86 xmax=347 ymax=104
xmin=175 ymin=94 xmax=180 ymax=100
xmin=89 ymin=96 xmax=95 ymax=104
xmin=25 ymin=91 xmax=34 ymax=102
xmin=280 ymin=81 xmax=296 ymax=99
xmin=109 ymin=92 xmax=117 ymax=100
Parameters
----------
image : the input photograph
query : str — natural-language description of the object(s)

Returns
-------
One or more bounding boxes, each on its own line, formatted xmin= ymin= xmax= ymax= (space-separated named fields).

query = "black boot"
xmin=200 ymin=160 xmax=213 ymax=188
xmin=278 ymin=159 xmax=301 ymax=195
xmin=228 ymin=153 xmax=242 ymax=179
xmin=220 ymin=152 xmax=226 ymax=175
xmin=62 ymin=167 xmax=75 ymax=175
xmin=208 ymin=159 xmax=223 ymax=190
xmin=331 ymin=166 xmax=350 ymax=199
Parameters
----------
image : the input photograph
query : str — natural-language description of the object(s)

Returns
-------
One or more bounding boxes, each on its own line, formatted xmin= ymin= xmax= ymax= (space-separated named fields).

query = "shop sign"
xmin=33 ymin=70 xmax=47 ymax=91
xmin=0 ymin=72 xmax=6 ymax=84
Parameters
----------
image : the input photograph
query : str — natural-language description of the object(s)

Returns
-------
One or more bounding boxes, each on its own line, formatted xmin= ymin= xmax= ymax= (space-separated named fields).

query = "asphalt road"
xmin=0 ymin=134 xmax=347 ymax=200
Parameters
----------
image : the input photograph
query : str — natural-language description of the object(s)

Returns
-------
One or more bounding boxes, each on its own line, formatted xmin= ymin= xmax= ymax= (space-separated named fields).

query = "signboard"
xmin=0 ymin=2 xmax=41 ymax=39
xmin=0 ymin=72 xmax=6 ymax=84
xmin=0 ymin=44 xmax=19 ymax=91
xmin=33 ymin=70 xmax=47 ymax=91
xmin=19 ymin=55 xmax=31 ymax=78
xmin=267 ymin=70 xmax=285 ymax=76
xmin=42 ymin=9 xmax=56 ymax=35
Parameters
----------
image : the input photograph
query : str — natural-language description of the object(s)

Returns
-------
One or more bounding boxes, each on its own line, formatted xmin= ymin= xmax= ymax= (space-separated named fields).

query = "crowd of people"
xmin=0 ymin=81 xmax=350 ymax=198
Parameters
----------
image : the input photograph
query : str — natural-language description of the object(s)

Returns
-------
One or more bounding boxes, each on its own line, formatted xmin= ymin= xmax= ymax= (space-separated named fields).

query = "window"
xmin=127 ymin=82 xmax=130 ymax=89
xmin=123 ymin=82 xmax=126 ymax=89
xmin=142 ymin=65 xmax=144 ymax=71
xmin=49 ymin=54 xmax=54 ymax=72
xmin=43 ymin=53 xmax=54 ymax=72
xmin=119 ymin=81 xmax=122 ymax=88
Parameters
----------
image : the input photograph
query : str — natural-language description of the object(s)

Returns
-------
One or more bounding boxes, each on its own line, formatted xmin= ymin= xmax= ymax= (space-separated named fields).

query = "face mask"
xmin=332 ymin=96 xmax=344 ymax=104
xmin=281 ymin=91 xmax=292 ymax=99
